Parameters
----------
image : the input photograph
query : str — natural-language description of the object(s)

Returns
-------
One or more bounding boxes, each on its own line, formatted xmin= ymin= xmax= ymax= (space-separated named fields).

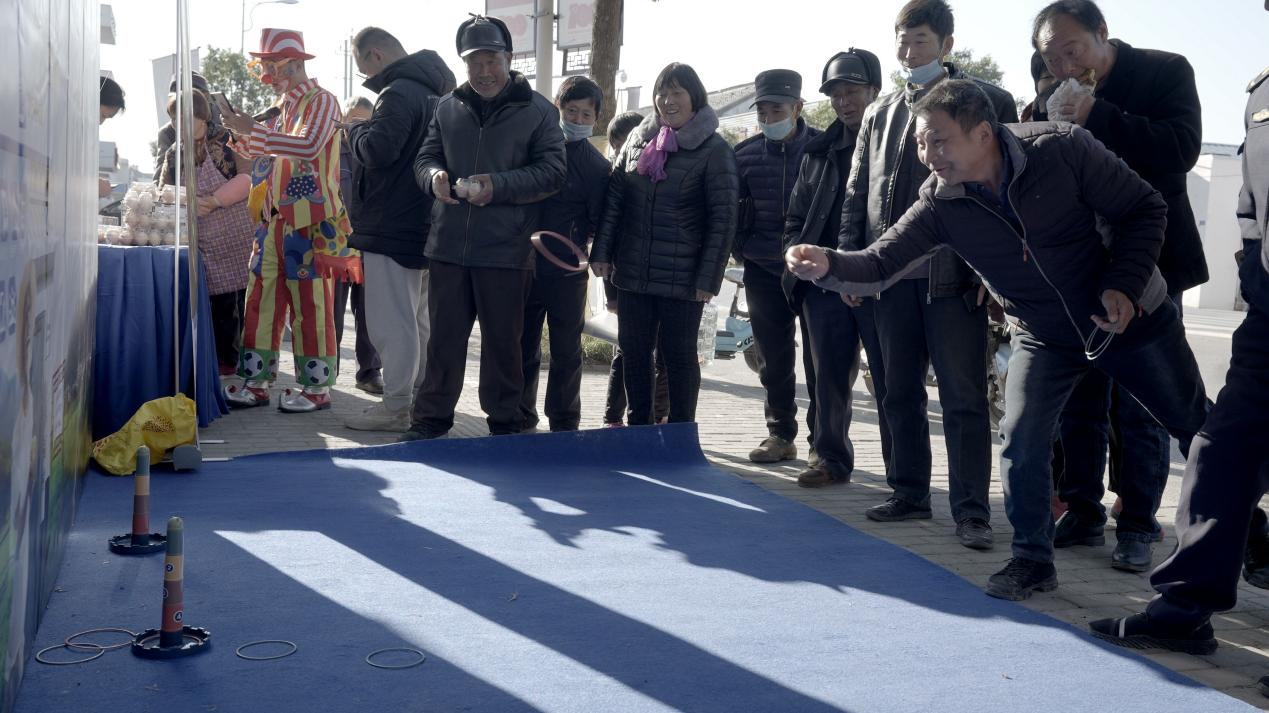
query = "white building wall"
xmin=1185 ymin=154 xmax=1244 ymax=311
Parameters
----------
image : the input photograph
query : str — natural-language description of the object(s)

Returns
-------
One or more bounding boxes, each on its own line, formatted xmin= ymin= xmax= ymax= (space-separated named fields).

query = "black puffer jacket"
xmin=781 ymin=119 xmax=857 ymax=302
xmin=816 ymin=123 xmax=1169 ymax=348
xmin=413 ymin=72 xmax=566 ymax=270
xmin=533 ymin=138 xmax=611 ymax=278
xmin=840 ymin=64 xmax=1018 ymax=298
xmin=1084 ymin=40 xmax=1207 ymax=293
xmin=733 ymin=118 xmax=819 ymax=274
xmin=591 ymin=106 xmax=739 ymax=300
xmin=347 ymin=50 xmax=456 ymax=269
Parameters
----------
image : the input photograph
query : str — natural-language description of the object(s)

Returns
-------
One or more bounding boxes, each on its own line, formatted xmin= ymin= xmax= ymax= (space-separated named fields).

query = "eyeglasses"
xmin=247 ymin=58 xmax=292 ymax=80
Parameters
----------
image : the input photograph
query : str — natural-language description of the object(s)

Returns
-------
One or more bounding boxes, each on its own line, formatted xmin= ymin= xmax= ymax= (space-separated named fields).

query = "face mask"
xmin=759 ymin=116 xmax=796 ymax=141
xmin=901 ymin=58 xmax=945 ymax=86
xmin=561 ymin=120 xmax=593 ymax=142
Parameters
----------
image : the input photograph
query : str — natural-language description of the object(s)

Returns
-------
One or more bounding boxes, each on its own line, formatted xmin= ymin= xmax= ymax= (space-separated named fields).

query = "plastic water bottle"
xmin=697 ymin=302 xmax=718 ymax=367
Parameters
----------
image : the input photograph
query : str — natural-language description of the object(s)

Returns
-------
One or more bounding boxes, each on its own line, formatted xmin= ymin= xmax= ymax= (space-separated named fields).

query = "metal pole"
xmin=176 ymin=0 xmax=201 ymax=446
xmin=534 ymin=0 xmax=554 ymax=96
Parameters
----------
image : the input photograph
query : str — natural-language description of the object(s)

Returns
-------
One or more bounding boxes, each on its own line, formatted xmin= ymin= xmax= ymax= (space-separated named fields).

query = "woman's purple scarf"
xmin=636 ymin=124 xmax=679 ymax=183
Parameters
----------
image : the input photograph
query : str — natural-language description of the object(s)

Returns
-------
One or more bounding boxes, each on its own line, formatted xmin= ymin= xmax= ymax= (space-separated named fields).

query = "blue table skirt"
xmin=92 ymin=245 xmax=230 ymax=439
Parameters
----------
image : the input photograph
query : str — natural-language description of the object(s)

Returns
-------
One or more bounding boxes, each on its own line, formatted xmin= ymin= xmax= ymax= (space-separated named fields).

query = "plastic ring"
xmin=36 ymin=643 xmax=106 ymax=666
xmin=531 ymin=231 xmax=589 ymax=273
xmin=365 ymin=647 xmax=426 ymax=670
xmin=65 ymin=627 xmax=139 ymax=652
xmin=235 ymin=639 xmax=297 ymax=661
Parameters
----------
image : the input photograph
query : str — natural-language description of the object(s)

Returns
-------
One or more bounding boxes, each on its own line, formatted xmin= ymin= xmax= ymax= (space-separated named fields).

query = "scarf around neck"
xmin=636 ymin=124 xmax=679 ymax=183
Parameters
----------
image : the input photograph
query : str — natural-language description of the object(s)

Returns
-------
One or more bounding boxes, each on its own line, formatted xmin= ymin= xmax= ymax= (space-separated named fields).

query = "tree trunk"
xmin=590 ymin=0 xmax=622 ymax=137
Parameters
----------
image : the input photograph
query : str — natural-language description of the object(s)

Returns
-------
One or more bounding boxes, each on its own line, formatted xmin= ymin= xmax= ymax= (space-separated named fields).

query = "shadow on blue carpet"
xmin=15 ymin=424 xmax=1257 ymax=712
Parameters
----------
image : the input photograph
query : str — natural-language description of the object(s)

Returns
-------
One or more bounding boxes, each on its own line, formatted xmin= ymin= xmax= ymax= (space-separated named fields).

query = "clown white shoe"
xmin=224 ymin=381 xmax=271 ymax=409
xmin=278 ymin=387 xmax=331 ymax=414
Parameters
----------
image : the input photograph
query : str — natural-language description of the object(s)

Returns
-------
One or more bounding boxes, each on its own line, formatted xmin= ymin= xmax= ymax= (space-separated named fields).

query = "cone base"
xmin=108 ymin=533 xmax=167 ymax=555
xmin=131 ymin=627 xmax=211 ymax=659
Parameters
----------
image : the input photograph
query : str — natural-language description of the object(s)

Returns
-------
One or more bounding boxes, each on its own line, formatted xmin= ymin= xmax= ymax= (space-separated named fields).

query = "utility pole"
xmin=342 ymin=34 xmax=354 ymax=100
xmin=534 ymin=0 xmax=555 ymax=96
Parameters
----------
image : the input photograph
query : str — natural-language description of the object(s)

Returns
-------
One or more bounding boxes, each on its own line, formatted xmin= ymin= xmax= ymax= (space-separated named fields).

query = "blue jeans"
xmin=874 ymin=279 xmax=992 ymax=522
xmin=1001 ymin=300 xmax=1208 ymax=563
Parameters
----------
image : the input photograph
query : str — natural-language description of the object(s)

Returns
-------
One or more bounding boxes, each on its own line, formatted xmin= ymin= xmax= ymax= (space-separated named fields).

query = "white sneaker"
xmin=344 ymin=403 xmax=410 ymax=432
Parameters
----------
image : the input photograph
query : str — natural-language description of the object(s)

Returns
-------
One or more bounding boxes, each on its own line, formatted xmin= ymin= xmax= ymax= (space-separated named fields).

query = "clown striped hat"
xmin=250 ymin=28 xmax=316 ymax=61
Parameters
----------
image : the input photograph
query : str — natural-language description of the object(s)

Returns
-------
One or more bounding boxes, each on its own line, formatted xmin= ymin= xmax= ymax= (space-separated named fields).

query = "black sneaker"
xmin=1088 ymin=613 xmax=1217 ymax=655
xmin=1110 ymin=537 xmax=1155 ymax=573
xmin=1245 ymin=530 xmax=1269 ymax=589
xmin=399 ymin=428 xmax=446 ymax=442
xmin=956 ymin=518 xmax=994 ymax=551
xmin=985 ymin=558 xmax=1058 ymax=601
xmin=1257 ymin=674 xmax=1269 ymax=698
xmin=865 ymin=497 xmax=932 ymax=522
xmin=1053 ymin=511 xmax=1106 ymax=548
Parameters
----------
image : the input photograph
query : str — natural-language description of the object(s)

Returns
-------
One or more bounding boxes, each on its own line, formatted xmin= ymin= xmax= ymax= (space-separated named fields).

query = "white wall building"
xmin=1185 ymin=144 xmax=1246 ymax=311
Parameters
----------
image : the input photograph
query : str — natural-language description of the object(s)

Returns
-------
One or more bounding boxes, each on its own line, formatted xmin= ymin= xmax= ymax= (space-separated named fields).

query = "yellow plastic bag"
xmin=92 ymin=394 xmax=197 ymax=475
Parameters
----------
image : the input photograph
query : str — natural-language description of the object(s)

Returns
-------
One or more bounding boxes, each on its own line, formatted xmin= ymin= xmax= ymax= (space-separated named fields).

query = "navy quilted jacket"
xmin=733 ymin=118 xmax=819 ymax=274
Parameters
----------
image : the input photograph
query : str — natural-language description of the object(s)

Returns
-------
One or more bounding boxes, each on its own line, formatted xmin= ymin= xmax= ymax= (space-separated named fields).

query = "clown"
xmin=219 ymin=28 xmax=360 ymax=413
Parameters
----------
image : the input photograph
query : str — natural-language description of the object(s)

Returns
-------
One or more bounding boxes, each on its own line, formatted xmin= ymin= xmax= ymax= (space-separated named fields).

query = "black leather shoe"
xmin=956 ymin=518 xmax=994 ymax=551
xmin=1111 ymin=538 xmax=1155 ymax=573
xmin=985 ymin=558 xmax=1058 ymax=601
xmin=1245 ymin=530 xmax=1269 ymax=589
xmin=1053 ymin=511 xmax=1106 ymax=548
xmin=1088 ymin=613 xmax=1217 ymax=655
xmin=865 ymin=497 xmax=932 ymax=522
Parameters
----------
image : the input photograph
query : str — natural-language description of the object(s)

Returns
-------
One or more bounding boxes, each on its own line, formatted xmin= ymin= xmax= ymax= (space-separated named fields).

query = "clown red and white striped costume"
xmin=238 ymin=79 xmax=339 ymax=164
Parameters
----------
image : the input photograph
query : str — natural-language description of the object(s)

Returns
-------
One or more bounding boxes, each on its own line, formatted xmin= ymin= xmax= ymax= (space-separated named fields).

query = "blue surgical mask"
xmin=759 ymin=116 xmax=796 ymax=141
xmin=561 ymin=120 xmax=593 ymax=142
xmin=902 ymin=58 xmax=945 ymax=86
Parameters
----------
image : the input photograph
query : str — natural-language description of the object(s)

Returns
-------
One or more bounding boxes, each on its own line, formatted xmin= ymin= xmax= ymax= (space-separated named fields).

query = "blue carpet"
xmin=15 ymin=425 xmax=1257 ymax=712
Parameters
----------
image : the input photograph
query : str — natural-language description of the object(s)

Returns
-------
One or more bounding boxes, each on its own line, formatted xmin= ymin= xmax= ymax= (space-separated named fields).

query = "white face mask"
xmin=561 ymin=120 xmax=593 ymax=142
xmin=759 ymin=116 xmax=796 ymax=141
xmin=901 ymin=58 xmax=945 ymax=86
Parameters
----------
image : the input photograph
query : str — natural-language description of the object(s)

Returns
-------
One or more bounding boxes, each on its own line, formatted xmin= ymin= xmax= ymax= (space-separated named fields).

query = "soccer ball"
xmin=241 ymin=351 xmax=266 ymax=378
xmin=303 ymin=358 xmax=330 ymax=385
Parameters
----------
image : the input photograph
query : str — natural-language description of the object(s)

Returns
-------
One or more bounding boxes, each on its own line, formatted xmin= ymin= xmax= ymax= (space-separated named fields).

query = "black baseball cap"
xmin=750 ymin=69 xmax=803 ymax=107
xmin=456 ymin=15 xmax=513 ymax=57
xmin=820 ymin=48 xmax=882 ymax=93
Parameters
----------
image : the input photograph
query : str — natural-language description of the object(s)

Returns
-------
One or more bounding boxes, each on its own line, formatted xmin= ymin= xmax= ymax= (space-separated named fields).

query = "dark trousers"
xmin=1147 ymin=258 xmax=1268 ymax=625
xmin=333 ymin=279 xmax=382 ymax=383
xmin=411 ymin=261 xmax=532 ymax=436
xmin=744 ymin=260 xmax=807 ymax=443
xmin=874 ymin=279 xmax=992 ymax=523
xmin=209 ymin=289 xmax=245 ymax=369
xmin=1001 ymin=300 xmax=1208 ymax=563
xmin=800 ymin=288 xmax=892 ymax=478
xmin=606 ymin=348 xmax=668 ymax=423
xmin=617 ymin=289 xmax=705 ymax=425
xmin=1056 ymin=295 xmax=1183 ymax=539
xmin=519 ymin=272 xmax=588 ymax=431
